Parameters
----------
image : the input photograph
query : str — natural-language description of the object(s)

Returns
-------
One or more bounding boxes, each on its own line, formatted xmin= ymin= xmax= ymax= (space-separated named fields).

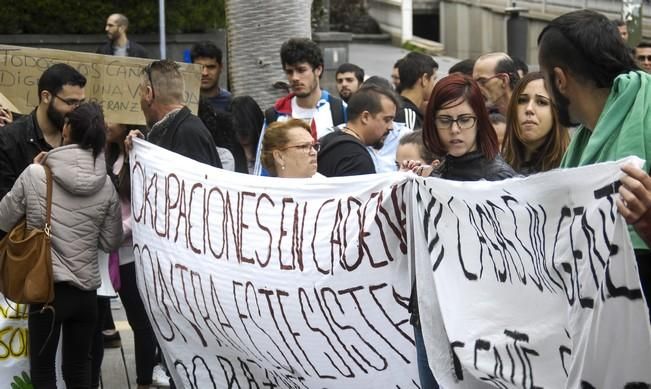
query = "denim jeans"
xmin=414 ymin=325 xmax=439 ymax=389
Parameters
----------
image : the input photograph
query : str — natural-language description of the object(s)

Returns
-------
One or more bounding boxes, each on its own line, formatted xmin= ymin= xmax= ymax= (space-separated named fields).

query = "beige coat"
xmin=0 ymin=145 xmax=122 ymax=291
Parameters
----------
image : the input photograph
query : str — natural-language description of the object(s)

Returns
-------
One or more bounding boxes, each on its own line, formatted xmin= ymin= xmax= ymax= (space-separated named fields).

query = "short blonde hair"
xmin=261 ymin=119 xmax=311 ymax=176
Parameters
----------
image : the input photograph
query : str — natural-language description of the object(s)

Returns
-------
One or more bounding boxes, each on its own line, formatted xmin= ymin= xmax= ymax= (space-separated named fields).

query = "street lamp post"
xmin=159 ymin=0 xmax=167 ymax=59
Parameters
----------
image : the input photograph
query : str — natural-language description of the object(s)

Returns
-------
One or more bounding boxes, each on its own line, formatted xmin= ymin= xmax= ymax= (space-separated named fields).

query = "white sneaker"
xmin=151 ymin=364 xmax=170 ymax=387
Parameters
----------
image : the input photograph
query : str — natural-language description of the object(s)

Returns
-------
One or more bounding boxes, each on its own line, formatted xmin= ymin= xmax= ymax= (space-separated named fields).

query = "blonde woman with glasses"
xmin=260 ymin=119 xmax=321 ymax=178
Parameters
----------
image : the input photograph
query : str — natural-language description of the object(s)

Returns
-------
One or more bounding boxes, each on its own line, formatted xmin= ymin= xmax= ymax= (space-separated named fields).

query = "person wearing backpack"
xmin=253 ymin=38 xmax=347 ymax=175
xmin=317 ymin=84 xmax=398 ymax=177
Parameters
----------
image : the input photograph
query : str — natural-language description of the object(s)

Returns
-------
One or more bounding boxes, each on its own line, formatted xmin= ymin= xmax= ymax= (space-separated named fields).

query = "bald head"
xmin=109 ymin=14 xmax=128 ymax=29
xmin=474 ymin=53 xmax=519 ymax=88
xmin=106 ymin=13 xmax=129 ymax=43
xmin=472 ymin=52 xmax=519 ymax=114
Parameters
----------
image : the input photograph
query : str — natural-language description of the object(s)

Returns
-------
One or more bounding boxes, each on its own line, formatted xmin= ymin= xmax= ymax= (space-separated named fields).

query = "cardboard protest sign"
xmin=0 ymin=45 xmax=201 ymax=125
xmin=130 ymin=139 xmax=420 ymax=388
xmin=0 ymin=91 xmax=19 ymax=113
xmin=412 ymin=159 xmax=651 ymax=388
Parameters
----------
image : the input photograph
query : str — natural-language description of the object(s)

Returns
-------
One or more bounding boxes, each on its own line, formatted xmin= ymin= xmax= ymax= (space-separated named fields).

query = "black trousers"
xmin=90 ymin=296 xmax=110 ymax=388
xmin=119 ymin=262 xmax=157 ymax=385
xmin=29 ymin=283 xmax=97 ymax=389
xmin=636 ymin=250 xmax=651 ymax=322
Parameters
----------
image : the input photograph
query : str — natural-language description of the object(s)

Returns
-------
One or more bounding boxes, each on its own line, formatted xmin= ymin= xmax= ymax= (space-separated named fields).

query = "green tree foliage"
xmin=0 ymin=0 xmax=225 ymax=34
xmin=310 ymin=0 xmax=380 ymax=34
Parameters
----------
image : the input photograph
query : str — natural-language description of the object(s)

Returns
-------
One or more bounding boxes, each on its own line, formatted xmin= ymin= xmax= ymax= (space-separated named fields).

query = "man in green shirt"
xmin=538 ymin=10 xmax=651 ymax=315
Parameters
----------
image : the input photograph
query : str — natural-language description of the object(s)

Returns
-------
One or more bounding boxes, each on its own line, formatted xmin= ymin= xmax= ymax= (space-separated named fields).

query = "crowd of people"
xmin=0 ymin=9 xmax=650 ymax=389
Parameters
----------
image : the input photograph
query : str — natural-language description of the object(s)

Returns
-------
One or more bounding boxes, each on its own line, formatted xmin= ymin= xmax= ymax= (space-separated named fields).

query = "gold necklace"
xmin=342 ymin=126 xmax=362 ymax=141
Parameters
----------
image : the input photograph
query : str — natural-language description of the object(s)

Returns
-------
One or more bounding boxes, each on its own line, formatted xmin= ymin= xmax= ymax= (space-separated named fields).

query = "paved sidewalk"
xmin=100 ymin=300 xmax=141 ymax=389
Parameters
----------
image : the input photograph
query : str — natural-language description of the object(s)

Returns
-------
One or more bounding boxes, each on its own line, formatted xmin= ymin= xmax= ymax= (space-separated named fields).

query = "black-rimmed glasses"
xmin=54 ymin=95 xmax=84 ymax=107
xmin=435 ymin=115 xmax=477 ymax=130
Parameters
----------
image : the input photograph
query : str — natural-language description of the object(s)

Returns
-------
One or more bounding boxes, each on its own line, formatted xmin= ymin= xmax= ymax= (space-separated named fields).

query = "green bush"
xmin=0 ymin=0 xmax=225 ymax=34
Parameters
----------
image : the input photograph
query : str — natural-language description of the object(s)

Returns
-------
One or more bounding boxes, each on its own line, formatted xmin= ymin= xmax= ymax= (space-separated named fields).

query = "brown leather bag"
xmin=0 ymin=164 xmax=55 ymax=304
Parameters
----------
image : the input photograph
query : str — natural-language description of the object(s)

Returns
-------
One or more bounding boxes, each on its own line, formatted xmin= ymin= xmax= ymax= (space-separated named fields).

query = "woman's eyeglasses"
xmin=435 ymin=115 xmax=477 ymax=130
xmin=281 ymin=142 xmax=321 ymax=153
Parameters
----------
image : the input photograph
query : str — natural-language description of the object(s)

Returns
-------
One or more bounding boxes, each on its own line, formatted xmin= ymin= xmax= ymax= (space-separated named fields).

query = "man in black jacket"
xmin=127 ymin=59 xmax=222 ymax=168
xmin=96 ymin=14 xmax=149 ymax=59
xmin=0 ymin=63 xmax=86 ymax=200
xmin=317 ymin=84 xmax=398 ymax=177
xmin=394 ymin=52 xmax=438 ymax=131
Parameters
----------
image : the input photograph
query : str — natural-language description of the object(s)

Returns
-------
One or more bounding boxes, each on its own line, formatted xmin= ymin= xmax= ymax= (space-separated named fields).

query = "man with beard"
xmin=317 ymin=84 xmax=398 ymax=177
xmin=0 ymin=63 xmax=86 ymax=200
xmin=126 ymin=60 xmax=221 ymax=168
xmin=538 ymin=9 xmax=651 ymax=317
xmin=472 ymin=52 xmax=519 ymax=115
xmin=254 ymin=38 xmax=346 ymax=174
xmin=335 ymin=63 xmax=364 ymax=103
xmin=191 ymin=41 xmax=231 ymax=111
xmin=97 ymin=13 xmax=149 ymax=58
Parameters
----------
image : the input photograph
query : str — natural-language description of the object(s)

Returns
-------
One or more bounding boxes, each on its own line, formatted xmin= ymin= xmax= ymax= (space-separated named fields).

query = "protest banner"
xmin=0 ymin=45 xmax=201 ymax=125
xmin=130 ymin=138 xmax=651 ymax=388
xmin=130 ymin=139 xmax=420 ymax=388
xmin=0 ymin=299 xmax=30 ymax=388
xmin=412 ymin=158 xmax=651 ymax=388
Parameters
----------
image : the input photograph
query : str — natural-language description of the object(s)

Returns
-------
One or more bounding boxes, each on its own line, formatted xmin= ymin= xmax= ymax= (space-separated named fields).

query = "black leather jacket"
xmin=0 ymin=111 xmax=53 ymax=201
xmin=434 ymin=151 xmax=516 ymax=181
xmin=96 ymin=40 xmax=150 ymax=58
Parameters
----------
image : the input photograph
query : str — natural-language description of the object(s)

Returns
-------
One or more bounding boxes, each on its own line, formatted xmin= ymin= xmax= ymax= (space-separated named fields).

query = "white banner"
xmin=0 ymin=299 xmax=30 ymax=387
xmin=130 ymin=138 xmax=651 ymax=389
xmin=130 ymin=139 xmax=419 ymax=388
xmin=413 ymin=158 xmax=651 ymax=389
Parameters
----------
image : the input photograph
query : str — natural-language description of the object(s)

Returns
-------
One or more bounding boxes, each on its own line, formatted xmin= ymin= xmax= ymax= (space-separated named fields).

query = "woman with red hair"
xmin=421 ymin=74 xmax=515 ymax=180
xmin=411 ymin=73 xmax=515 ymax=387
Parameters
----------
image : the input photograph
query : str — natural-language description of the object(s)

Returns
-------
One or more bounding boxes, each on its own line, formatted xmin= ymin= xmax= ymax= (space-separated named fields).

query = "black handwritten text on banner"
xmin=130 ymin=139 xmax=419 ymax=388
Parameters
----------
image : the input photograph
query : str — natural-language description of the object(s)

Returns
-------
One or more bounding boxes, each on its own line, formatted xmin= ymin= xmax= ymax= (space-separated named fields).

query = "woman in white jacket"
xmin=0 ymin=102 xmax=122 ymax=388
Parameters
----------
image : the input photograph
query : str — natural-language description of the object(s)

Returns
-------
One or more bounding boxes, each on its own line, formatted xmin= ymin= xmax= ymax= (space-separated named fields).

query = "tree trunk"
xmin=226 ymin=0 xmax=312 ymax=109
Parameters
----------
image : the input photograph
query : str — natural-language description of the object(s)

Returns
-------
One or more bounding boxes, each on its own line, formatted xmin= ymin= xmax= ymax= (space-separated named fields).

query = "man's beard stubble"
xmin=293 ymin=73 xmax=318 ymax=98
xmin=549 ymin=74 xmax=580 ymax=128
xmin=46 ymin=101 xmax=65 ymax=131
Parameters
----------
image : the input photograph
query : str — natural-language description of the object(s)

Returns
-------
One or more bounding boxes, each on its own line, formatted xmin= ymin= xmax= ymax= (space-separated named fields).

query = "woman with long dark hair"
xmin=0 ymin=102 xmax=122 ymax=388
xmin=502 ymin=72 xmax=570 ymax=174
xmin=230 ymin=96 xmax=264 ymax=174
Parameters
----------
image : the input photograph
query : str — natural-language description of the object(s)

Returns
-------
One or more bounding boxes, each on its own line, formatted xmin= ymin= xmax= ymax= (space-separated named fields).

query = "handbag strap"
xmin=43 ymin=164 xmax=53 ymax=238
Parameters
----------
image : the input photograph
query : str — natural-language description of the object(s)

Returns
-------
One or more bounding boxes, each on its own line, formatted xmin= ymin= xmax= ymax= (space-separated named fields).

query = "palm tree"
xmin=226 ymin=0 xmax=312 ymax=109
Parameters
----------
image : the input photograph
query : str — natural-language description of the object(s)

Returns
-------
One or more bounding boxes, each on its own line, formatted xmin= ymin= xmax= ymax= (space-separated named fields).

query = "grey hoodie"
xmin=0 ymin=145 xmax=122 ymax=291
